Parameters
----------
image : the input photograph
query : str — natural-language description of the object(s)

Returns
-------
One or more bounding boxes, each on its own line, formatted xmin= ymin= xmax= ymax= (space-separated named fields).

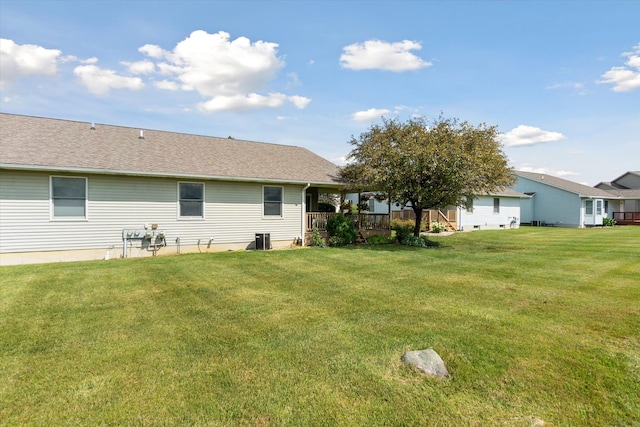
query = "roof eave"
xmin=0 ymin=163 xmax=344 ymax=188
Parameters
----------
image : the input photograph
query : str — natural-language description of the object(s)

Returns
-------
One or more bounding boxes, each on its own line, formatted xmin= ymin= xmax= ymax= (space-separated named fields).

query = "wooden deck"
xmin=612 ymin=212 xmax=640 ymax=225
xmin=306 ymin=212 xmax=390 ymax=232
xmin=391 ymin=209 xmax=457 ymax=232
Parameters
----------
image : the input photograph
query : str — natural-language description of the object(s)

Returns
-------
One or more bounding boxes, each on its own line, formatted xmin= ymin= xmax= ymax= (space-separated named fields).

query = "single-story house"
xmin=0 ymin=113 xmax=343 ymax=265
xmin=455 ymin=188 xmax=530 ymax=231
xmin=513 ymin=170 xmax=622 ymax=227
xmin=346 ymin=188 xmax=529 ymax=231
xmin=595 ymin=171 xmax=640 ymax=224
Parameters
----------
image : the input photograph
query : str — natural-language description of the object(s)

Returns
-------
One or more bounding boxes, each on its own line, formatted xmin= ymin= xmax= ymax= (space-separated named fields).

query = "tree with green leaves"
xmin=341 ymin=115 xmax=515 ymax=236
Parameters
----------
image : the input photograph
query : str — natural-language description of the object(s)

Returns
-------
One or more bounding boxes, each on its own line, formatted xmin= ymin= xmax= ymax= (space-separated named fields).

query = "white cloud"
xmin=73 ymin=64 xmax=144 ymax=95
xmin=340 ymin=39 xmax=431 ymax=71
xmin=138 ymin=44 xmax=168 ymax=59
xmin=500 ymin=125 xmax=566 ymax=147
xmin=598 ymin=43 xmax=640 ymax=92
xmin=121 ymin=59 xmax=155 ymax=74
xmin=517 ymin=165 xmax=579 ymax=177
xmin=0 ymin=38 xmax=61 ymax=90
xmin=154 ymin=79 xmax=180 ymax=91
xmin=545 ymin=81 xmax=587 ymax=95
xmin=137 ymin=30 xmax=306 ymax=112
xmin=352 ymin=108 xmax=391 ymax=121
xmin=197 ymin=92 xmax=310 ymax=112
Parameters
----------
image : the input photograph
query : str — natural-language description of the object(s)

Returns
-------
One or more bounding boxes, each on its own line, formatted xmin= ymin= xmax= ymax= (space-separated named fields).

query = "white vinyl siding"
xmin=458 ymin=196 xmax=520 ymax=229
xmin=0 ymin=170 xmax=304 ymax=254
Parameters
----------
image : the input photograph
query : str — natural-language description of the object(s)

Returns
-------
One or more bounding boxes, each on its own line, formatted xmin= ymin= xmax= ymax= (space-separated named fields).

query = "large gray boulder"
xmin=401 ymin=348 xmax=449 ymax=378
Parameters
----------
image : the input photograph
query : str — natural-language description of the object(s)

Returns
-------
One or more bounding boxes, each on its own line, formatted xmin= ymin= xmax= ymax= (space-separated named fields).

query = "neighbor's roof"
xmin=603 ymin=188 xmax=640 ymax=199
xmin=514 ymin=170 xmax=614 ymax=198
xmin=0 ymin=113 xmax=343 ymax=186
xmin=489 ymin=187 xmax=530 ymax=198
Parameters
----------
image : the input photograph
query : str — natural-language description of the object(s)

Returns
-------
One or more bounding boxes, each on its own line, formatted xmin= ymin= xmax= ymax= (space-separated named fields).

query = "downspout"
xmin=301 ymin=183 xmax=311 ymax=246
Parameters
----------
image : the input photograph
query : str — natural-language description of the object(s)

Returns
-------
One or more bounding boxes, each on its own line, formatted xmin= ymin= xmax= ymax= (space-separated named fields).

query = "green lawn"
xmin=1 ymin=227 xmax=639 ymax=426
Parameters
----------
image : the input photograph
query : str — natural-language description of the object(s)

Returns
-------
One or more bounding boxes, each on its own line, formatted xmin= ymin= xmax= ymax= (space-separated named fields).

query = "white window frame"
xmin=596 ymin=200 xmax=602 ymax=215
xmin=466 ymin=197 xmax=474 ymax=214
xmin=585 ymin=200 xmax=593 ymax=216
xmin=50 ymin=176 xmax=88 ymax=221
xmin=263 ymin=185 xmax=284 ymax=218
xmin=493 ymin=197 xmax=500 ymax=214
xmin=178 ymin=181 xmax=205 ymax=220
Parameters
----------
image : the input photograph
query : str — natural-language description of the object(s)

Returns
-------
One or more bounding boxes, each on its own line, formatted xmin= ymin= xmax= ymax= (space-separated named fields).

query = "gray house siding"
xmin=512 ymin=176 xmax=582 ymax=227
xmin=0 ymin=170 xmax=304 ymax=260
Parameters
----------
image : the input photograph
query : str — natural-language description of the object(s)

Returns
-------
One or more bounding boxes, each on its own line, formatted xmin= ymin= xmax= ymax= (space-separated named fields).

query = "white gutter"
xmin=301 ymin=183 xmax=311 ymax=246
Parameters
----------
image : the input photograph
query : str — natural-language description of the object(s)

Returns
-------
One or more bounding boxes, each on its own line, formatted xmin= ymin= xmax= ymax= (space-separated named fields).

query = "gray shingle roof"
xmin=0 ymin=113 xmax=343 ymax=186
xmin=514 ymin=170 xmax=615 ymax=198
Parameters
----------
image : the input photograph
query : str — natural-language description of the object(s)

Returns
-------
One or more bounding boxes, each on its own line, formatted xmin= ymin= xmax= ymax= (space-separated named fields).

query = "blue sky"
xmin=1 ymin=0 xmax=638 ymax=185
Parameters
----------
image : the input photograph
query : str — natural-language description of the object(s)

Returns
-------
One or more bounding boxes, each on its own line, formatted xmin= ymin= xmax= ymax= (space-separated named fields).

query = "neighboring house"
xmin=0 ymin=113 xmax=343 ymax=265
xmin=512 ymin=170 xmax=619 ymax=227
xmin=595 ymin=171 xmax=640 ymax=224
xmin=455 ymin=188 xmax=529 ymax=231
xmin=347 ymin=189 xmax=528 ymax=231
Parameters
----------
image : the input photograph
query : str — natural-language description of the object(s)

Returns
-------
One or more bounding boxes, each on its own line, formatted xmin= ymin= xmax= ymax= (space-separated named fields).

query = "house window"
xmin=604 ymin=200 xmax=609 ymax=215
xmin=263 ymin=186 xmax=283 ymax=217
xmin=493 ymin=198 xmax=500 ymax=214
xmin=466 ymin=197 xmax=474 ymax=214
xmin=179 ymin=182 xmax=204 ymax=218
xmin=585 ymin=200 xmax=593 ymax=215
xmin=596 ymin=200 xmax=602 ymax=215
xmin=51 ymin=176 xmax=87 ymax=219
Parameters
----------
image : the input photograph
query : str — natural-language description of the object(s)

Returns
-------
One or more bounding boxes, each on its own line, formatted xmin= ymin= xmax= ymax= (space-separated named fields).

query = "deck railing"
xmin=612 ymin=212 xmax=640 ymax=225
xmin=306 ymin=212 xmax=391 ymax=232
xmin=391 ymin=209 xmax=457 ymax=231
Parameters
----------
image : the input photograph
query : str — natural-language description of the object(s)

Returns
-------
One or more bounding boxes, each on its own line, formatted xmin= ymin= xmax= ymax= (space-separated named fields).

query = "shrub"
xmin=602 ymin=217 xmax=616 ymax=227
xmin=309 ymin=228 xmax=326 ymax=247
xmin=391 ymin=219 xmax=415 ymax=243
xmin=401 ymin=235 xmax=440 ymax=248
xmin=430 ymin=222 xmax=446 ymax=233
xmin=327 ymin=236 xmax=347 ymax=247
xmin=327 ymin=214 xmax=356 ymax=245
xmin=367 ymin=234 xmax=394 ymax=245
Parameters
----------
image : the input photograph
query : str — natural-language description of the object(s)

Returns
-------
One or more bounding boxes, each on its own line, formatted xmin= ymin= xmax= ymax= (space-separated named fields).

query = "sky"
xmin=1 ymin=0 xmax=638 ymax=186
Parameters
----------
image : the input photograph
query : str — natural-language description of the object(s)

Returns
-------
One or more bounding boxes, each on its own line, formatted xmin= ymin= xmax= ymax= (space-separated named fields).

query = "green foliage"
xmin=317 ymin=202 xmax=336 ymax=213
xmin=602 ymin=217 xmax=616 ymax=226
xmin=391 ymin=218 xmax=416 ymax=243
xmin=367 ymin=234 xmax=394 ymax=245
xmin=326 ymin=213 xmax=356 ymax=245
xmin=401 ymin=235 xmax=438 ymax=247
xmin=327 ymin=236 xmax=347 ymax=247
xmin=430 ymin=221 xmax=446 ymax=233
xmin=309 ymin=228 xmax=326 ymax=247
xmin=341 ymin=115 xmax=515 ymax=236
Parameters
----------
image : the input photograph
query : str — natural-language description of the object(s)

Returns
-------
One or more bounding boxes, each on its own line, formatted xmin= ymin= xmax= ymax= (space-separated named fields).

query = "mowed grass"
xmin=1 ymin=227 xmax=639 ymax=426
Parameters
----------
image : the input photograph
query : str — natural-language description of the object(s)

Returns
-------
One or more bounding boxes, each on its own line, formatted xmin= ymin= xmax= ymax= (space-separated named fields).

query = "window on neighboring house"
xmin=604 ymin=200 xmax=609 ymax=215
xmin=466 ymin=197 xmax=474 ymax=214
xmin=264 ymin=186 xmax=283 ymax=217
xmin=51 ymin=176 xmax=87 ymax=219
xmin=493 ymin=197 xmax=500 ymax=214
xmin=596 ymin=200 xmax=602 ymax=215
xmin=179 ymin=182 xmax=204 ymax=218
xmin=585 ymin=200 xmax=593 ymax=215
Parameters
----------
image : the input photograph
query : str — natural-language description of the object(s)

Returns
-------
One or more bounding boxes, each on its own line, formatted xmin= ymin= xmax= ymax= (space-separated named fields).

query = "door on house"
xmin=584 ymin=199 xmax=603 ymax=226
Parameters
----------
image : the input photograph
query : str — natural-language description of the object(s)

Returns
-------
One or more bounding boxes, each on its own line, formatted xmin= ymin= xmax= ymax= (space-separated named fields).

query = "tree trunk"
xmin=413 ymin=207 xmax=423 ymax=236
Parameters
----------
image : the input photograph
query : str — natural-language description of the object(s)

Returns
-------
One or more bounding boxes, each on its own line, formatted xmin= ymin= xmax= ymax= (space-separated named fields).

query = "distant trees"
xmin=341 ymin=115 xmax=515 ymax=236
